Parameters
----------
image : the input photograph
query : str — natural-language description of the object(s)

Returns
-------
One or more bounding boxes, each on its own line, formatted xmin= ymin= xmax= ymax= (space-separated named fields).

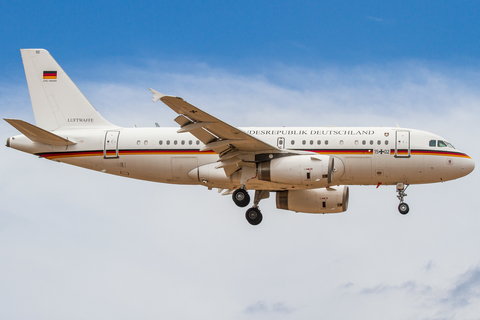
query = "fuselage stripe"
xmin=36 ymin=148 xmax=471 ymax=160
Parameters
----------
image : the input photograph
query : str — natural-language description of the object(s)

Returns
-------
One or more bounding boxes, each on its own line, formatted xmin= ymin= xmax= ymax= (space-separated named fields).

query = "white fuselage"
xmin=7 ymin=126 xmax=474 ymax=191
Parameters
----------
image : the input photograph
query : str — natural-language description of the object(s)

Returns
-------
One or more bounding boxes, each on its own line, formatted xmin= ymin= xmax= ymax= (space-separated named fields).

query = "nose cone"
xmin=465 ymin=158 xmax=475 ymax=174
xmin=462 ymin=156 xmax=475 ymax=176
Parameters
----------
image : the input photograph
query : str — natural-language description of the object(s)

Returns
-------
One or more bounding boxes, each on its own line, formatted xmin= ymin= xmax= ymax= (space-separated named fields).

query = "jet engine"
xmin=257 ymin=155 xmax=333 ymax=186
xmin=276 ymin=186 xmax=349 ymax=214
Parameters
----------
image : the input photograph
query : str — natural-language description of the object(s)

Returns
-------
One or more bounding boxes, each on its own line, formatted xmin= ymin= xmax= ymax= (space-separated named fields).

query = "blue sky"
xmin=1 ymin=1 xmax=480 ymax=320
xmin=2 ymin=0 xmax=480 ymax=71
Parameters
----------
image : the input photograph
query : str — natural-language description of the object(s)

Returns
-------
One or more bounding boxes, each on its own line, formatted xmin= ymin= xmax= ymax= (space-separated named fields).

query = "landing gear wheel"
xmin=246 ymin=207 xmax=263 ymax=225
xmin=233 ymin=189 xmax=250 ymax=207
xmin=398 ymin=202 xmax=409 ymax=215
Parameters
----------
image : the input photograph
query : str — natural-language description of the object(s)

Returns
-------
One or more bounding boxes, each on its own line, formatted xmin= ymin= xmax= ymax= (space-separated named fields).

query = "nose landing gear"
xmin=396 ymin=183 xmax=410 ymax=215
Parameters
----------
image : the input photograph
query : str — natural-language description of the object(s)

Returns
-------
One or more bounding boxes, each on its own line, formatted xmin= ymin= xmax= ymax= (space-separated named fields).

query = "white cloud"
xmin=244 ymin=300 xmax=297 ymax=315
xmin=444 ymin=266 xmax=480 ymax=308
xmin=367 ymin=16 xmax=385 ymax=23
xmin=1 ymin=59 xmax=479 ymax=320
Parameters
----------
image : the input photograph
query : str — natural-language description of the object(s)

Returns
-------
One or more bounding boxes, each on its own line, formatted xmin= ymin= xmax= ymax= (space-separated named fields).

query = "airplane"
xmin=5 ymin=49 xmax=475 ymax=225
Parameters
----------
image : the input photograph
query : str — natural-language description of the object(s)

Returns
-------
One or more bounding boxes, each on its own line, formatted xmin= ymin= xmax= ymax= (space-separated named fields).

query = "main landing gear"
xmin=232 ymin=187 xmax=269 ymax=225
xmin=232 ymin=188 xmax=250 ymax=207
xmin=396 ymin=183 xmax=410 ymax=215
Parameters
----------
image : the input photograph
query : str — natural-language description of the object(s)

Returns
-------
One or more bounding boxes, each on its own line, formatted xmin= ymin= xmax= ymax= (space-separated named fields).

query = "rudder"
xmin=21 ymin=49 xmax=116 ymax=131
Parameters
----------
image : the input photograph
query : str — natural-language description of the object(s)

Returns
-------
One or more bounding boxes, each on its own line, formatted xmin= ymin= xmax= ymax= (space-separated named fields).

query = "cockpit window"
xmin=437 ymin=140 xmax=455 ymax=149
xmin=430 ymin=139 xmax=455 ymax=149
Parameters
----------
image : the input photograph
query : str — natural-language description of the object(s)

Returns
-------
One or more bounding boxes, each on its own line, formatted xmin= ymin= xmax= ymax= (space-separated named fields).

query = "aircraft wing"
xmin=150 ymin=89 xmax=282 ymax=155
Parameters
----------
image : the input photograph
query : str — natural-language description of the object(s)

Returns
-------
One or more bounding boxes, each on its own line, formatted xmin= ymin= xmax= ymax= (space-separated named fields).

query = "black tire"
xmin=398 ymin=202 xmax=409 ymax=215
xmin=246 ymin=208 xmax=263 ymax=225
xmin=232 ymin=189 xmax=250 ymax=207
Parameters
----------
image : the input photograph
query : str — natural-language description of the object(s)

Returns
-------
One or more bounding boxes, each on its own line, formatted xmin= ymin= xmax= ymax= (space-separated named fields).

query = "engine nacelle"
xmin=188 ymin=162 xmax=241 ymax=184
xmin=257 ymin=155 xmax=333 ymax=186
xmin=276 ymin=186 xmax=349 ymax=214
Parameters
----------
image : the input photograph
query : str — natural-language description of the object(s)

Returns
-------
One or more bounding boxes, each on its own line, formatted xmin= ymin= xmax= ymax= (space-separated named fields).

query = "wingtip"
xmin=149 ymin=88 xmax=165 ymax=103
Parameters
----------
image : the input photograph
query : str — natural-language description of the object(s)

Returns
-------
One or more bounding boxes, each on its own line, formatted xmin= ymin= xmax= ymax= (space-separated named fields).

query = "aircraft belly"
xmin=384 ymin=154 xmax=437 ymax=184
xmin=344 ymin=157 xmax=372 ymax=182
xmin=171 ymin=156 xmax=198 ymax=182
xmin=58 ymin=156 xmax=92 ymax=170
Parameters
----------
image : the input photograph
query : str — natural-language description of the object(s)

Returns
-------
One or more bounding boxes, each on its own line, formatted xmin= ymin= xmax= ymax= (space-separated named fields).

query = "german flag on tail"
xmin=43 ymin=71 xmax=57 ymax=80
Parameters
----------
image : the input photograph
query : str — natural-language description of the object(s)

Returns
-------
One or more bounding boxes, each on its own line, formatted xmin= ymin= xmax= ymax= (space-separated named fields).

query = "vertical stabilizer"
xmin=21 ymin=49 xmax=116 ymax=131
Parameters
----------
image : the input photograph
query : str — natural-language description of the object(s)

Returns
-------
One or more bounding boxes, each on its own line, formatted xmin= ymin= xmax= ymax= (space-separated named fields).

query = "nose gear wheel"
xmin=396 ymin=184 xmax=409 ymax=215
xmin=398 ymin=202 xmax=410 ymax=215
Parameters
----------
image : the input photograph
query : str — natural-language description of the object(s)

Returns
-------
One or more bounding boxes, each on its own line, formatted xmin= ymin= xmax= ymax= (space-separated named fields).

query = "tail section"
xmin=4 ymin=119 xmax=76 ymax=145
xmin=20 ymin=49 xmax=116 ymax=131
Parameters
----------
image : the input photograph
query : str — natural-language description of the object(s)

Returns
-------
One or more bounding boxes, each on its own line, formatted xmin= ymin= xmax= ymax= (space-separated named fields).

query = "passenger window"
xmin=429 ymin=140 xmax=436 ymax=147
xmin=166 ymin=140 xmax=170 ymax=145
xmin=144 ymin=140 xmax=148 ymax=145
xmin=354 ymin=140 xmax=359 ymax=145
xmin=377 ymin=140 xmax=381 ymax=145
xmin=189 ymin=140 xmax=192 ymax=145
xmin=291 ymin=140 xmax=295 ymax=145
xmin=310 ymin=140 xmax=314 ymax=145
xmin=339 ymin=140 xmax=344 ymax=145
xmin=174 ymin=140 xmax=178 ymax=145
xmin=196 ymin=140 xmax=200 ymax=145
xmin=325 ymin=140 xmax=329 ymax=145
xmin=317 ymin=140 xmax=321 ymax=145
xmin=181 ymin=140 xmax=185 ymax=145
xmin=370 ymin=140 xmax=374 ymax=145
xmin=159 ymin=140 xmax=163 ymax=145
xmin=302 ymin=140 xmax=306 ymax=145
xmin=362 ymin=140 xmax=366 ymax=145
xmin=385 ymin=140 xmax=389 ymax=145
xmin=136 ymin=140 xmax=141 ymax=145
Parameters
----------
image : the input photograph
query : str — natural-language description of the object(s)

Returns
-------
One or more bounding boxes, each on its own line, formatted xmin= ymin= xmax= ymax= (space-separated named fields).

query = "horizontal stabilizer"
xmin=4 ymin=119 xmax=76 ymax=146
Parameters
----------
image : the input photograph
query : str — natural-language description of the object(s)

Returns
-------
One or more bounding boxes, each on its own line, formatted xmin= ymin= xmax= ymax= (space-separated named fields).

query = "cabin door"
xmin=104 ymin=131 xmax=120 ymax=159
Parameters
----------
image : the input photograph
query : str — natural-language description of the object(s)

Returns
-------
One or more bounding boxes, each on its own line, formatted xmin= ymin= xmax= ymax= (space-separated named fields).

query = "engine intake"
xmin=276 ymin=186 xmax=349 ymax=214
xmin=257 ymin=155 xmax=333 ymax=186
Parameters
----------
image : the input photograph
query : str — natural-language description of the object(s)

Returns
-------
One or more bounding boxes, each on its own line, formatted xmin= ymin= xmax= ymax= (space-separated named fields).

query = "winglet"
xmin=149 ymin=88 xmax=165 ymax=103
